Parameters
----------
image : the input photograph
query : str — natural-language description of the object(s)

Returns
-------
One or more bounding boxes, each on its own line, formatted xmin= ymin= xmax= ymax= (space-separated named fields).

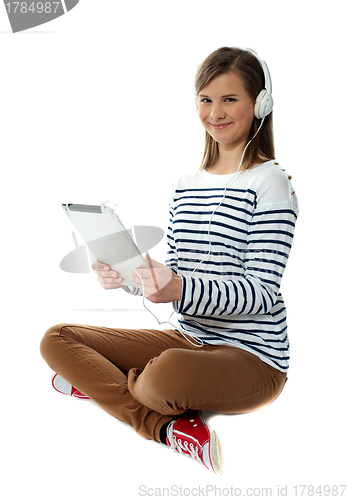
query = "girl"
xmin=40 ymin=47 xmax=298 ymax=475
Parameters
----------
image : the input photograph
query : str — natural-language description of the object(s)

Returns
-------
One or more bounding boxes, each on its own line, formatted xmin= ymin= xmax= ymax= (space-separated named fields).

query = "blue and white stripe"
xmin=166 ymin=161 xmax=299 ymax=372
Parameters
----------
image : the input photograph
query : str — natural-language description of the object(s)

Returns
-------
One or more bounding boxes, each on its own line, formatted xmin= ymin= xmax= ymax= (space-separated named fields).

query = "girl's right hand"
xmin=91 ymin=261 xmax=124 ymax=290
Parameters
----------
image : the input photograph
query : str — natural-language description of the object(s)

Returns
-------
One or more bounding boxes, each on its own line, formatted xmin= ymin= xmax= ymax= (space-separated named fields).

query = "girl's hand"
xmin=131 ymin=256 xmax=182 ymax=303
xmin=91 ymin=261 xmax=123 ymax=290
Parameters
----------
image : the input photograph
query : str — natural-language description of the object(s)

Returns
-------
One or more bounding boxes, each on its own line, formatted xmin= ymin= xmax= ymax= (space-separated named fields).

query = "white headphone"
xmin=195 ymin=48 xmax=274 ymax=120
xmin=254 ymin=58 xmax=273 ymax=119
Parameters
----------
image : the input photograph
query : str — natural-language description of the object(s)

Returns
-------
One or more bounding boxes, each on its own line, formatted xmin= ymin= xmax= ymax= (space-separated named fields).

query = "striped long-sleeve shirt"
xmin=166 ymin=161 xmax=299 ymax=372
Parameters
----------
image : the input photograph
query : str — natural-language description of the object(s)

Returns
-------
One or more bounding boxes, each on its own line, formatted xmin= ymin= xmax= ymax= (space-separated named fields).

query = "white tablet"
xmin=62 ymin=203 xmax=149 ymax=287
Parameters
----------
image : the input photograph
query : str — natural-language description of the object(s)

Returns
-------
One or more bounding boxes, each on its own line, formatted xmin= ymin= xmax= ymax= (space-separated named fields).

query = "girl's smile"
xmin=209 ymin=122 xmax=233 ymax=129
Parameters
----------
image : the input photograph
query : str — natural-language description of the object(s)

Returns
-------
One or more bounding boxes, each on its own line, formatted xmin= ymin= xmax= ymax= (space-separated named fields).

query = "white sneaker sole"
xmin=51 ymin=374 xmax=89 ymax=399
xmin=51 ymin=373 xmax=73 ymax=395
xmin=200 ymin=411 xmax=225 ymax=475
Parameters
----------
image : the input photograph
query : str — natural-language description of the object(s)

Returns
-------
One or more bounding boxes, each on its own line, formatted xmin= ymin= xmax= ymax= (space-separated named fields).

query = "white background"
xmin=1 ymin=1 xmax=347 ymax=498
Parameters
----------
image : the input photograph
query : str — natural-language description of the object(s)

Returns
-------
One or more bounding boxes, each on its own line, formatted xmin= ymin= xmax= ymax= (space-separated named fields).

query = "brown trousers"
xmin=40 ymin=324 xmax=287 ymax=442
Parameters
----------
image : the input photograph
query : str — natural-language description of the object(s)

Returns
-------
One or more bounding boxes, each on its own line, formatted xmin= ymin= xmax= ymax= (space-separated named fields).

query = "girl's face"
xmin=197 ymin=72 xmax=255 ymax=150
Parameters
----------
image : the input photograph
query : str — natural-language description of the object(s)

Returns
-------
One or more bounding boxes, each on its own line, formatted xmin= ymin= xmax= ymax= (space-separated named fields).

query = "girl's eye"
xmin=199 ymin=97 xmax=236 ymax=104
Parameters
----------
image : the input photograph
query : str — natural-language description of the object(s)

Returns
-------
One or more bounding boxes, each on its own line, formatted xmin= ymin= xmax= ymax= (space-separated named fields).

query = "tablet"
xmin=62 ymin=203 xmax=149 ymax=287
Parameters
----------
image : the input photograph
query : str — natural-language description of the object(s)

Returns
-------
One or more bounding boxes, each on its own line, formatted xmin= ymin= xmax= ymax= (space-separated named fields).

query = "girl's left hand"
xmin=131 ymin=256 xmax=182 ymax=304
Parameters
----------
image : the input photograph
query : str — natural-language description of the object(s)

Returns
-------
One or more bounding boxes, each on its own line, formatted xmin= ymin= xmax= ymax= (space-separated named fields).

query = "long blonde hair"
xmin=195 ymin=47 xmax=275 ymax=171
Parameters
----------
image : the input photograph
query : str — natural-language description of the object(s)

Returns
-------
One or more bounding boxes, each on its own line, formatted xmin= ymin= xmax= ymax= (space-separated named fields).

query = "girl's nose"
xmin=210 ymin=102 xmax=226 ymax=121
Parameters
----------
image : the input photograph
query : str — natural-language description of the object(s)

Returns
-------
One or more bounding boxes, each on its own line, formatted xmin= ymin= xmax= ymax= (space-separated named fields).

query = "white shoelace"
xmin=166 ymin=421 xmax=202 ymax=462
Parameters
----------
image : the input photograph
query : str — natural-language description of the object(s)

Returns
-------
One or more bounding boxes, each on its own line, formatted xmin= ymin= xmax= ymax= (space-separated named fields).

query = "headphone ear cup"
xmin=254 ymin=89 xmax=274 ymax=119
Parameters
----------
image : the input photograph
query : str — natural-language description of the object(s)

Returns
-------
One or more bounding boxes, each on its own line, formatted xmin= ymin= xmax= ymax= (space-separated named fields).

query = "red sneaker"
xmin=51 ymin=373 xmax=90 ymax=399
xmin=166 ymin=410 xmax=225 ymax=475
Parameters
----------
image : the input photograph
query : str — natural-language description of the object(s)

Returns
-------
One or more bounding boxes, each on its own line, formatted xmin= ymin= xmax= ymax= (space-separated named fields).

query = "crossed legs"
xmin=40 ymin=323 xmax=287 ymax=442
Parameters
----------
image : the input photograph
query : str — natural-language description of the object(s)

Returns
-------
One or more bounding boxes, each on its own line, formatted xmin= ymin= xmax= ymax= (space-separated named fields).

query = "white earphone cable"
xmin=190 ymin=118 xmax=265 ymax=275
